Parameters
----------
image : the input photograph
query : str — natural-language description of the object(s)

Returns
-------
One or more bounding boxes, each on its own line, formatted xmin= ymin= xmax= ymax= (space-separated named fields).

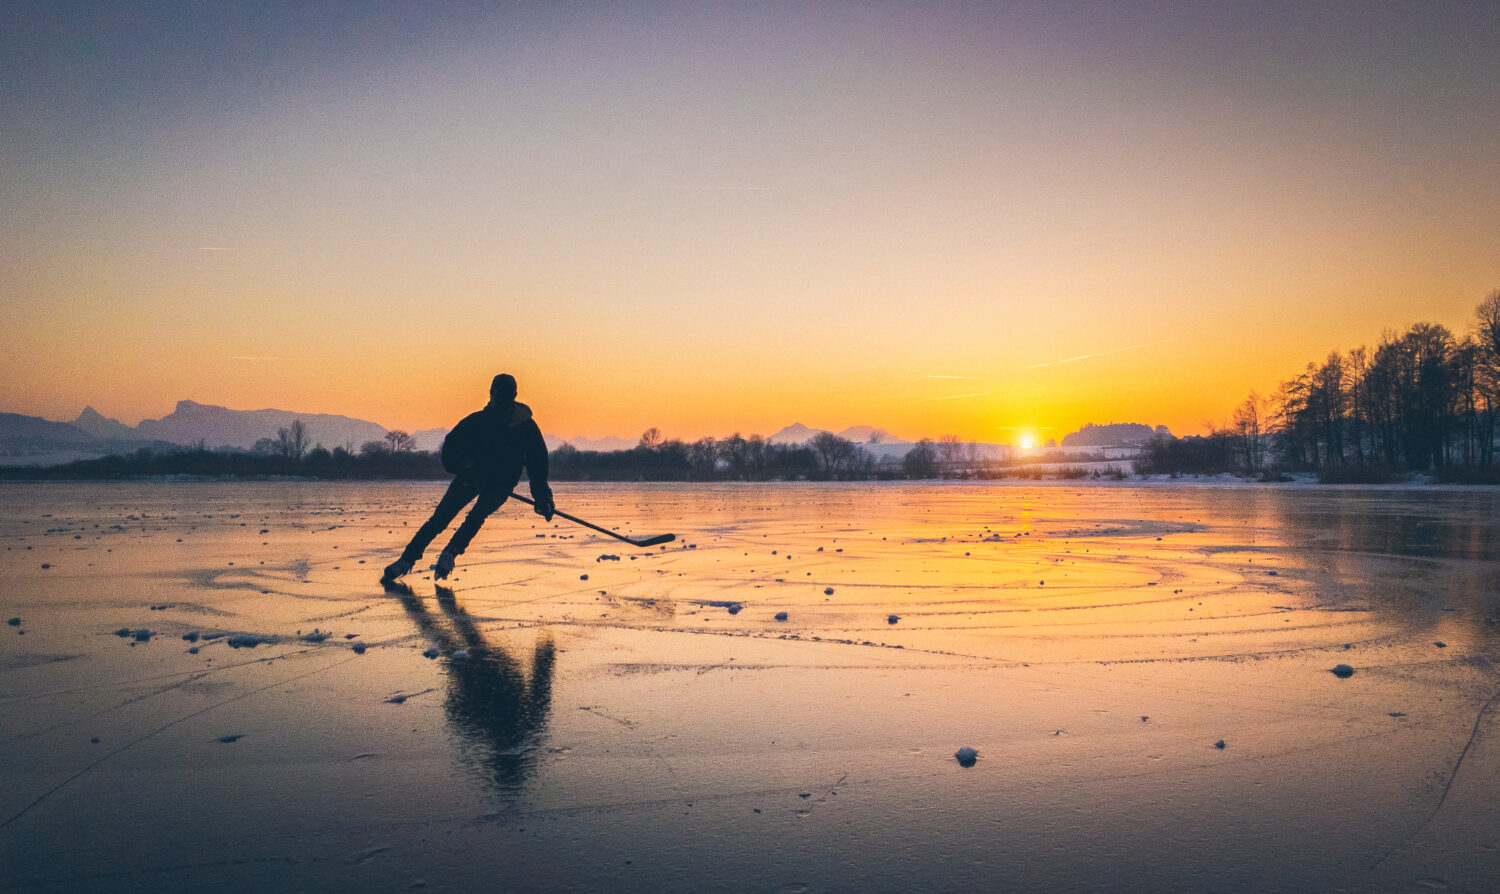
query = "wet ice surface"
xmin=1 ymin=481 xmax=1498 ymax=893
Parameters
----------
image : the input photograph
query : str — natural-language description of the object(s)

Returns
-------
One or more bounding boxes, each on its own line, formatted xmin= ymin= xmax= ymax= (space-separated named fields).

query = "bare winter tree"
xmin=720 ymin=433 xmax=747 ymax=477
xmin=688 ymin=437 xmax=718 ymax=477
xmin=744 ymin=434 xmax=767 ymax=475
xmin=1473 ymin=290 xmax=1500 ymax=463
xmin=903 ymin=439 xmax=938 ymax=478
xmin=937 ymin=434 xmax=963 ymax=475
xmin=810 ymin=431 xmax=857 ymax=478
xmin=1475 ymin=289 xmax=1500 ymax=361
xmin=1232 ymin=391 xmax=1267 ymax=471
xmin=639 ymin=427 xmax=664 ymax=450
xmin=274 ymin=420 xmax=309 ymax=461
xmin=384 ymin=430 xmax=415 ymax=453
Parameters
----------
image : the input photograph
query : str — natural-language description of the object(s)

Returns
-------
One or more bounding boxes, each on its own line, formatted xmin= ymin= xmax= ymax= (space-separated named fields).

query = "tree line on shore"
xmin=1142 ymin=291 xmax=1500 ymax=482
xmin=1 ymin=421 xmax=1126 ymax=482
xmin=6 ymin=292 xmax=1497 ymax=484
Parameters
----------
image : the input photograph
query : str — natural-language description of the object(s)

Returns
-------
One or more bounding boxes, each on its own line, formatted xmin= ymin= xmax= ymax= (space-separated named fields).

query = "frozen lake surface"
xmin=2 ymin=481 xmax=1498 ymax=892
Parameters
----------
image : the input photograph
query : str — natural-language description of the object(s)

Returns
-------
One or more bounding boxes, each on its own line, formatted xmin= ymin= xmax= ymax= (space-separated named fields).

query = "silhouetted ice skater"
xmin=381 ymin=373 xmax=554 ymax=582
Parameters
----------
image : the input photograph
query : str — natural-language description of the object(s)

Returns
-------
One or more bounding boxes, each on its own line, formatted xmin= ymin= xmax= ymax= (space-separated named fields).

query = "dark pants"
xmin=400 ymin=478 xmax=510 ymax=562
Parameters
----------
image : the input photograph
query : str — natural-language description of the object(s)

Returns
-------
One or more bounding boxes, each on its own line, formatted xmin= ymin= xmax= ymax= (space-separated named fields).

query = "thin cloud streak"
xmin=672 ymin=185 xmax=784 ymax=192
xmin=924 ymin=391 xmax=991 ymax=401
xmin=1024 ymin=338 xmax=1176 ymax=370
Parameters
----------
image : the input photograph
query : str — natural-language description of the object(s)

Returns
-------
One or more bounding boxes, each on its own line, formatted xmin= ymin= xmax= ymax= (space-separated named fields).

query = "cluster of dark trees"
xmin=0 ymin=424 xmax=1004 ymax=483
xmin=552 ymin=441 xmax=814 ymax=481
xmin=1142 ymin=291 xmax=1500 ymax=481
xmin=0 ymin=420 xmax=448 ymax=481
xmin=549 ymin=428 xmax=1021 ymax=481
xmin=248 ymin=420 xmax=420 ymax=462
xmin=554 ymin=429 xmax=891 ymax=481
xmin=555 ymin=432 xmax=814 ymax=481
xmin=0 ymin=441 xmax=447 ymax=481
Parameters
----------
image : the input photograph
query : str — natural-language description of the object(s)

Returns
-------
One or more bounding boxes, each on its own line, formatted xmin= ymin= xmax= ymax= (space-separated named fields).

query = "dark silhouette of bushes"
xmin=1137 ymin=433 xmax=1236 ymax=476
xmin=0 ymin=444 xmax=446 ymax=481
xmin=1 ymin=435 xmax=835 ymax=483
xmin=547 ymin=438 xmax=822 ymax=481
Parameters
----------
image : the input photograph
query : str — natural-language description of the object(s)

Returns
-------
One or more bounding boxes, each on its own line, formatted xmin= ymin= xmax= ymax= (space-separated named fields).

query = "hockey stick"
xmin=509 ymin=493 xmax=676 ymax=548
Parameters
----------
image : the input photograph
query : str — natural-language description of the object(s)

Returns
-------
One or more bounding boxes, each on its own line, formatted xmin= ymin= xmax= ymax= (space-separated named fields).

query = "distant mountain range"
xmin=0 ymin=412 xmax=98 ymax=445
xmin=766 ymin=423 xmax=908 ymax=446
xmin=0 ymin=401 xmax=393 ymax=465
xmin=0 ymin=400 xmax=1172 ymax=467
xmin=128 ymin=400 xmax=387 ymax=451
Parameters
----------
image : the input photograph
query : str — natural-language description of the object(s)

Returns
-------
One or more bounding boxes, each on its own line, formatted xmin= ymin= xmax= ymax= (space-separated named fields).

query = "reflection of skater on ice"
xmin=382 ymin=373 xmax=554 ymax=582
xmin=386 ymin=581 xmax=556 ymax=793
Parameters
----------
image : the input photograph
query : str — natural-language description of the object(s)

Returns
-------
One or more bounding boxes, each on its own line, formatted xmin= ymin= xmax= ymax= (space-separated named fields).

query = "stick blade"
xmin=630 ymin=533 xmax=675 ymax=548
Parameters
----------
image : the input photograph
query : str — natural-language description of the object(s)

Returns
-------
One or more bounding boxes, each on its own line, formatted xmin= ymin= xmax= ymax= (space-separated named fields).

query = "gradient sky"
xmin=3 ymin=1 xmax=1497 ymax=444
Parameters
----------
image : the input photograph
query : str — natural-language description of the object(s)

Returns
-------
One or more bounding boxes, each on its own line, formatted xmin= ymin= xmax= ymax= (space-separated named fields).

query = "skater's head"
xmin=490 ymin=373 xmax=518 ymax=403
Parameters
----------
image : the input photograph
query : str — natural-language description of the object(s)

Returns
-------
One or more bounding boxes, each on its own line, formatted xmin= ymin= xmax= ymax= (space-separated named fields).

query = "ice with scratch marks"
xmin=1 ymin=480 xmax=1498 ymax=893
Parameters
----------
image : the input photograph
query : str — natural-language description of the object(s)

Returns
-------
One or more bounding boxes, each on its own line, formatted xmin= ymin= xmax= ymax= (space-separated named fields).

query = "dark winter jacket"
xmin=440 ymin=401 xmax=551 ymax=497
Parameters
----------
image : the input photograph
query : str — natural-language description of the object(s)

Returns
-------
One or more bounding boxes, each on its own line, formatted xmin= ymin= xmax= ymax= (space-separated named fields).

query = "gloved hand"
xmin=532 ymin=492 xmax=555 ymax=522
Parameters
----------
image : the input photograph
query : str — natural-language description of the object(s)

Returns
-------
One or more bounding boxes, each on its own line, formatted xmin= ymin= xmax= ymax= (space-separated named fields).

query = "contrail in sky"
xmin=1024 ymin=338 xmax=1176 ymax=370
xmin=674 ymin=185 xmax=783 ymax=192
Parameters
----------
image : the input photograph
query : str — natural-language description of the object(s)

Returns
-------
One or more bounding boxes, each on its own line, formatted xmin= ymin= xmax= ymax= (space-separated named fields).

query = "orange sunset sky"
xmin=3 ymin=2 xmax=1497 ymax=445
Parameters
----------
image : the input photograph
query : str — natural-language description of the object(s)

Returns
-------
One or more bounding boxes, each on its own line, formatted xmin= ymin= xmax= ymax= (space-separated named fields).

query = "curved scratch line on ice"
xmin=15 ymin=671 xmax=212 ymax=741
xmin=0 ymin=653 xmax=361 ymax=832
xmin=3 ymin=645 xmax=337 ymax=704
xmin=1369 ymin=676 xmax=1500 ymax=870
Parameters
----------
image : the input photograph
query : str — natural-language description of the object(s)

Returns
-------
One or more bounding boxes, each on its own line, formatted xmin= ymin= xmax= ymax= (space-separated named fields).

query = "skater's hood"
xmin=484 ymin=400 xmax=532 ymax=426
